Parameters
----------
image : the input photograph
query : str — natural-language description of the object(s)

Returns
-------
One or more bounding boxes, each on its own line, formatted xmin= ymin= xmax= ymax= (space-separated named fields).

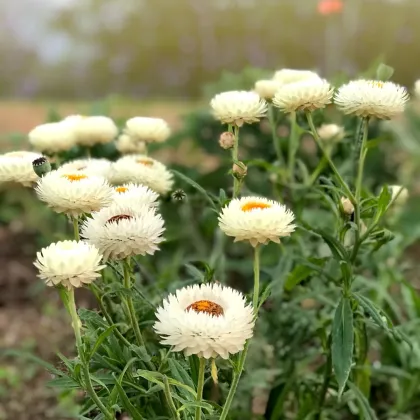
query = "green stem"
xmin=123 ymin=260 xmax=145 ymax=347
xmin=305 ymin=111 xmax=355 ymax=203
xmin=288 ymin=111 xmax=298 ymax=181
xmin=315 ymin=347 xmax=332 ymax=420
xmin=195 ymin=358 xmax=206 ymax=420
xmin=231 ymin=124 xmax=241 ymax=198
xmin=163 ymin=375 xmax=181 ymax=420
xmin=73 ymin=217 xmax=80 ymax=241
xmin=67 ymin=288 xmax=113 ymax=419
xmin=268 ymin=104 xmax=284 ymax=164
xmin=219 ymin=244 xmax=261 ymax=420
xmin=253 ymin=245 xmax=260 ymax=312
xmin=308 ymin=155 xmax=328 ymax=186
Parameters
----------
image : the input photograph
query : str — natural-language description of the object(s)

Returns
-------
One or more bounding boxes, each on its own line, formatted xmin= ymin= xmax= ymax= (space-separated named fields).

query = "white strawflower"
xmin=210 ymin=91 xmax=268 ymax=126
xmin=35 ymin=170 xmax=114 ymax=217
xmin=81 ymin=202 xmax=165 ymax=260
xmin=28 ymin=122 xmax=76 ymax=153
xmin=219 ymin=196 xmax=295 ymax=247
xmin=254 ymin=80 xmax=282 ymax=100
xmin=70 ymin=116 xmax=118 ymax=146
xmin=414 ymin=80 xmax=420 ymax=97
xmin=334 ymin=80 xmax=409 ymax=119
xmin=34 ymin=240 xmax=105 ymax=290
xmin=59 ymin=158 xmax=112 ymax=178
xmin=389 ymin=185 xmax=409 ymax=206
xmin=112 ymin=183 xmax=159 ymax=208
xmin=0 ymin=151 xmax=43 ymax=187
xmin=154 ymin=283 xmax=254 ymax=359
xmin=273 ymin=69 xmax=321 ymax=85
xmin=125 ymin=117 xmax=170 ymax=144
xmin=273 ymin=79 xmax=334 ymax=113
xmin=318 ymin=123 xmax=345 ymax=142
xmin=115 ymin=134 xmax=147 ymax=155
xmin=109 ymin=155 xmax=173 ymax=195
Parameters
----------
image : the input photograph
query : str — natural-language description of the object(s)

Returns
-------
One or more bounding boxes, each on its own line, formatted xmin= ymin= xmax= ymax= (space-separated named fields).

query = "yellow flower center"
xmin=186 ymin=300 xmax=224 ymax=317
xmin=369 ymin=81 xmax=384 ymax=88
xmin=136 ymin=158 xmax=154 ymax=167
xmin=62 ymin=174 xmax=88 ymax=182
xmin=115 ymin=186 xmax=128 ymax=193
xmin=241 ymin=201 xmax=271 ymax=212
xmin=106 ymin=214 xmax=133 ymax=225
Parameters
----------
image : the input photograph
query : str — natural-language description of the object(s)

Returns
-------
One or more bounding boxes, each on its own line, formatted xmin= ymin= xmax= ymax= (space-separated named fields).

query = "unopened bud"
xmin=32 ymin=156 xmax=51 ymax=177
xmin=232 ymin=162 xmax=247 ymax=179
xmin=219 ymin=132 xmax=235 ymax=150
xmin=211 ymin=358 xmax=218 ymax=384
xmin=171 ymin=189 xmax=187 ymax=202
xmin=389 ymin=185 xmax=409 ymax=206
xmin=340 ymin=197 xmax=354 ymax=215
xmin=318 ymin=124 xmax=345 ymax=143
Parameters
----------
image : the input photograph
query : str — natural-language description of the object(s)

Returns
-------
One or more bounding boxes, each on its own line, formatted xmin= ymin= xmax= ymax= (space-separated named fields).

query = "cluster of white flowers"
xmin=29 ymin=116 xmax=118 ymax=153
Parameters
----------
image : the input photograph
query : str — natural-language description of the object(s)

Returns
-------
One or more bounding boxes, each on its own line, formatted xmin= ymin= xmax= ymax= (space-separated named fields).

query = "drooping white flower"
xmin=115 ymin=133 xmax=147 ymax=155
xmin=59 ymin=158 xmax=112 ymax=178
xmin=154 ymin=283 xmax=254 ymax=359
xmin=81 ymin=202 xmax=165 ymax=260
xmin=210 ymin=91 xmax=268 ymax=126
xmin=317 ymin=123 xmax=345 ymax=142
xmin=218 ymin=196 xmax=295 ymax=247
xmin=254 ymin=80 xmax=282 ymax=100
xmin=35 ymin=170 xmax=114 ymax=217
xmin=125 ymin=117 xmax=171 ymax=144
xmin=273 ymin=79 xmax=334 ymax=113
xmin=109 ymin=155 xmax=173 ymax=195
xmin=273 ymin=69 xmax=321 ymax=85
xmin=334 ymin=80 xmax=409 ymax=119
xmin=34 ymin=240 xmax=105 ymax=290
xmin=68 ymin=116 xmax=118 ymax=146
xmin=112 ymin=183 xmax=159 ymax=208
xmin=389 ymin=185 xmax=409 ymax=206
xmin=0 ymin=151 xmax=43 ymax=186
xmin=28 ymin=122 xmax=76 ymax=153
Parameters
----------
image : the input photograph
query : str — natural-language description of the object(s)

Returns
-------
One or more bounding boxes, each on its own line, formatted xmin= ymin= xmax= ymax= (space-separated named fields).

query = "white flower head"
xmin=334 ymin=80 xmax=409 ymax=119
xmin=210 ymin=91 xmax=268 ymax=126
xmin=81 ymin=202 xmax=165 ymax=260
xmin=218 ymin=196 xmax=296 ymax=247
xmin=112 ymin=182 xmax=159 ymax=208
xmin=59 ymin=158 xmax=112 ymax=179
xmin=389 ymin=185 xmax=409 ymax=206
xmin=35 ymin=170 xmax=114 ymax=217
xmin=254 ymin=80 xmax=282 ymax=100
xmin=414 ymin=80 xmax=420 ymax=98
xmin=34 ymin=240 xmax=105 ymax=290
xmin=154 ymin=283 xmax=254 ymax=359
xmin=273 ymin=79 xmax=334 ymax=113
xmin=109 ymin=155 xmax=173 ymax=195
xmin=318 ymin=124 xmax=345 ymax=142
xmin=125 ymin=117 xmax=171 ymax=144
xmin=115 ymin=134 xmax=147 ymax=155
xmin=273 ymin=69 xmax=321 ymax=85
xmin=0 ymin=151 xmax=43 ymax=187
xmin=69 ymin=116 xmax=118 ymax=146
xmin=28 ymin=122 xmax=76 ymax=153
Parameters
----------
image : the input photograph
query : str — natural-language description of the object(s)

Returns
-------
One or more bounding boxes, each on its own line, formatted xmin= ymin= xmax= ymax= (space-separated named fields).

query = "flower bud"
xmin=32 ymin=156 xmax=51 ymax=177
xmin=232 ymin=162 xmax=247 ymax=179
xmin=219 ymin=132 xmax=235 ymax=150
xmin=389 ymin=185 xmax=408 ymax=206
xmin=318 ymin=124 xmax=345 ymax=142
xmin=340 ymin=197 xmax=354 ymax=215
xmin=171 ymin=189 xmax=187 ymax=202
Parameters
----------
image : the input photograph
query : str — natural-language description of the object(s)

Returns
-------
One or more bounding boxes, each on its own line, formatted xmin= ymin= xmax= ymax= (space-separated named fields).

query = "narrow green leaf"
xmin=87 ymin=325 xmax=117 ymax=360
xmin=114 ymin=378 xmax=144 ymax=420
xmin=172 ymin=169 xmax=217 ymax=210
xmin=347 ymin=381 xmax=378 ymax=420
xmin=285 ymin=265 xmax=315 ymax=291
xmin=374 ymin=185 xmax=391 ymax=223
xmin=353 ymin=293 xmax=390 ymax=332
xmin=332 ymin=297 xmax=354 ymax=397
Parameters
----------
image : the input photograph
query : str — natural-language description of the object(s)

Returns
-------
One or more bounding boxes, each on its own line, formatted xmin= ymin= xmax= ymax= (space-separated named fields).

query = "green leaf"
xmin=284 ymin=258 xmax=327 ymax=291
xmin=374 ymin=185 xmax=391 ymax=223
xmin=332 ymin=297 xmax=354 ymax=397
xmin=114 ymin=378 xmax=144 ymax=420
xmin=87 ymin=325 xmax=117 ymax=360
xmin=172 ymin=169 xmax=217 ymax=210
xmin=376 ymin=63 xmax=394 ymax=81
xmin=129 ymin=345 xmax=152 ymax=363
xmin=347 ymin=381 xmax=378 ymax=420
xmin=353 ymin=293 xmax=390 ymax=332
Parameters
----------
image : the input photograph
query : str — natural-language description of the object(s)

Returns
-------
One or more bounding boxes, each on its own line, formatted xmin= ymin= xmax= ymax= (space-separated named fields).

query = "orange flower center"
xmin=62 ymin=174 xmax=88 ymax=182
xmin=106 ymin=214 xmax=133 ymax=225
xmin=115 ymin=186 xmax=128 ymax=193
xmin=186 ymin=300 xmax=224 ymax=317
xmin=241 ymin=201 xmax=271 ymax=212
xmin=136 ymin=158 xmax=153 ymax=167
